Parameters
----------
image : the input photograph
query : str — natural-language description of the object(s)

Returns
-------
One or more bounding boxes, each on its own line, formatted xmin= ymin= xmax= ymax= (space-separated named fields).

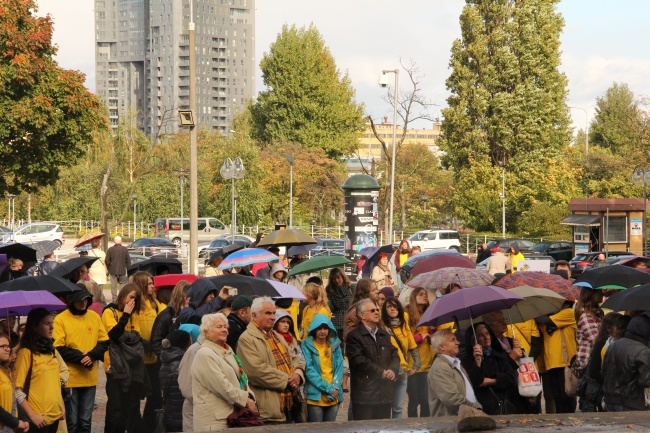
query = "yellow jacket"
xmin=387 ymin=322 xmax=417 ymax=371
xmin=101 ymin=307 xmax=141 ymax=371
xmin=53 ymin=309 xmax=109 ymax=387
xmin=538 ymin=308 xmax=576 ymax=370
xmin=132 ymin=299 xmax=165 ymax=364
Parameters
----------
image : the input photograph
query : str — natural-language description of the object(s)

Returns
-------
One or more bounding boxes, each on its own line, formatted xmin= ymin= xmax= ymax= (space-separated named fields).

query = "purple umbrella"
xmin=0 ymin=290 xmax=66 ymax=316
xmin=266 ymin=280 xmax=306 ymax=300
xmin=417 ymin=285 xmax=523 ymax=328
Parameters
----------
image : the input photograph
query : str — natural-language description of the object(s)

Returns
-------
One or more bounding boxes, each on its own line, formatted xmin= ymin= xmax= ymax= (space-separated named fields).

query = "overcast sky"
xmin=38 ymin=0 xmax=650 ymax=132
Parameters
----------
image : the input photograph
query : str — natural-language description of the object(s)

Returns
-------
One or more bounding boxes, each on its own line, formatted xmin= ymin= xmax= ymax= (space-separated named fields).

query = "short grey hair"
xmin=356 ymin=298 xmax=375 ymax=318
xmin=114 ymin=236 xmax=122 ymax=243
xmin=430 ymin=329 xmax=454 ymax=351
xmin=200 ymin=312 xmax=228 ymax=335
xmin=251 ymin=296 xmax=274 ymax=315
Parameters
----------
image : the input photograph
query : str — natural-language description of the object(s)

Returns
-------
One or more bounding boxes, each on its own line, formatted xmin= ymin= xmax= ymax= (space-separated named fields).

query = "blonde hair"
xmin=303 ymin=282 xmax=329 ymax=312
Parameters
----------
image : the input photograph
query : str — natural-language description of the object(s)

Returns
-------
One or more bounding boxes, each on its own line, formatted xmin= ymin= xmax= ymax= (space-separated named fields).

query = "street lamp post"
xmin=569 ymin=106 xmax=589 ymax=155
xmin=132 ymin=194 xmax=138 ymax=239
xmin=175 ymin=169 xmax=188 ymax=253
xmin=220 ymin=157 xmax=245 ymax=243
xmin=632 ymin=166 xmax=650 ymax=255
xmin=6 ymin=194 xmax=15 ymax=231
xmin=378 ymin=68 xmax=399 ymax=245
xmin=498 ymin=162 xmax=506 ymax=238
xmin=420 ymin=195 xmax=429 ymax=211
xmin=287 ymin=155 xmax=295 ymax=228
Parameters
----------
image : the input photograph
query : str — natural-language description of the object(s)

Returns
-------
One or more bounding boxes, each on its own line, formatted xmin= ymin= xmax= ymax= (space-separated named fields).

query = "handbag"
xmin=227 ymin=407 xmax=264 ymax=428
xmin=517 ymin=356 xmax=543 ymax=398
xmin=153 ymin=408 xmax=166 ymax=433
xmin=560 ymin=330 xmax=579 ymax=397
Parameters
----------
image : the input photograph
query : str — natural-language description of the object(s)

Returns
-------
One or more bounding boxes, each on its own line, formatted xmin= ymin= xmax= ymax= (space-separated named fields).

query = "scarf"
xmin=277 ymin=331 xmax=293 ymax=346
xmin=261 ymin=326 xmax=293 ymax=411
xmin=389 ymin=317 xmax=403 ymax=328
xmin=232 ymin=353 xmax=249 ymax=391
xmin=34 ymin=335 xmax=55 ymax=355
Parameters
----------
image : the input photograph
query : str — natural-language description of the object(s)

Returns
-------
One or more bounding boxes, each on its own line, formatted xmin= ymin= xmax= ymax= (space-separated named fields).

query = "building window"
xmin=605 ymin=216 xmax=627 ymax=243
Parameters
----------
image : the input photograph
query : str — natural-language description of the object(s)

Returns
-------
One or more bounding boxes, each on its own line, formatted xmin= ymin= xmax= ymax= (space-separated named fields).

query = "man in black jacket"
xmin=227 ymin=295 xmax=252 ymax=352
xmin=345 ymin=298 xmax=399 ymax=420
xmin=106 ymin=236 xmax=131 ymax=302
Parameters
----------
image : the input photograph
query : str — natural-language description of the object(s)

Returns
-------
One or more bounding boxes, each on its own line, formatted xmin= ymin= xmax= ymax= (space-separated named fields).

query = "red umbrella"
xmin=153 ymin=274 xmax=200 ymax=290
xmin=493 ymin=272 xmax=580 ymax=302
xmin=410 ymin=254 xmax=476 ymax=278
xmin=74 ymin=232 xmax=105 ymax=248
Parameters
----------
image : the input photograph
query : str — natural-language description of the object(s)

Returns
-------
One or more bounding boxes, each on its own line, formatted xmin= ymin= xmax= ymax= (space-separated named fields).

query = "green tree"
xmin=590 ymin=82 xmax=645 ymax=155
xmin=439 ymin=0 xmax=573 ymax=230
xmin=0 ymin=0 xmax=106 ymax=194
xmin=250 ymin=24 xmax=365 ymax=159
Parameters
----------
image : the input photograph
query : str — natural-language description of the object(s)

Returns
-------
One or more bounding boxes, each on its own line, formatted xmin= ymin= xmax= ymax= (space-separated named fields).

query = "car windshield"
xmin=531 ymin=243 xmax=549 ymax=252
xmin=571 ymin=254 xmax=589 ymax=262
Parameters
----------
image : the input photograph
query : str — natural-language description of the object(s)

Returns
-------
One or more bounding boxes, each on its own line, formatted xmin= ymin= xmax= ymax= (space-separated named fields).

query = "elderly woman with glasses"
xmin=192 ymin=313 xmax=256 ymax=431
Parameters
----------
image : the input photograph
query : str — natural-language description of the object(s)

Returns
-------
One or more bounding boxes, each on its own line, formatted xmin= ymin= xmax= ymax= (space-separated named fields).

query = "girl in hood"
xmin=273 ymin=311 xmax=303 ymax=361
xmin=506 ymin=243 xmax=525 ymax=273
xmin=300 ymin=283 xmax=331 ymax=341
xmin=301 ymin=314 xmax=343 ymax=422
xmin=270 ymin=262 xmax=288 ymax=282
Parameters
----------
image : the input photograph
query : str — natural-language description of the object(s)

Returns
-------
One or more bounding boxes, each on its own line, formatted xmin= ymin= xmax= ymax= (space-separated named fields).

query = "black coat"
xmin=602 ymin=337 xmax=650 ymax=410
xmin=159 ymin=345 xmax=186 ymax=432
xmin=105 ymin=244 xmax=131 ymax=276
xmin=177 ymin=279 xmax=224 ymax=326
xmin=345 ymin=323 xmax=399 ymax=405
xmin=226 ymin=313 xmax=247 ymax=353
xmin=151 ymin=306 xmax=178 ymax=357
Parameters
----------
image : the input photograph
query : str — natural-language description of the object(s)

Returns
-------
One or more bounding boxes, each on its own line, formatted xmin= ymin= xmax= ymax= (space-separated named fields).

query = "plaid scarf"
xmin=261 ymin=326 xmax=293 ymax=411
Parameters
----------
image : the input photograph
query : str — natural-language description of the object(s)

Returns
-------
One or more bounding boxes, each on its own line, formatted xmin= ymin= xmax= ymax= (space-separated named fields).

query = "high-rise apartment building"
xmin=95 ymin=0 xmax=255 ymax=136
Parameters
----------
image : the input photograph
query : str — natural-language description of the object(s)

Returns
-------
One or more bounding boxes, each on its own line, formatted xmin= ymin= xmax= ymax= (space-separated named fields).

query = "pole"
xmin=386 ymin=69 xmax=399 ymax=245
xmin=502 ymin=166 xmax=506 ymax=239
xmin=27 ymin=193 xmax=31 ymax=223
xmin=133 ymin=198 xmax=137 ymax=239
xmin=644 ymin=178 xmax=647 ymax=256
xmin=231 ymin=176 xmax=235 ymax=242
xmin=188 ymin=1 xmax=198 ymax=274
xmin=180 ymin=176 xmax=184 ymax=255
xmin=289 ymin=162 xmax=293 ymax=228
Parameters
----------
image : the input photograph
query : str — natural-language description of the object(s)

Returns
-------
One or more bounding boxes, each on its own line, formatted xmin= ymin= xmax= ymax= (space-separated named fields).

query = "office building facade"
xmin=95 ymin=0 xmax=255 ymax=136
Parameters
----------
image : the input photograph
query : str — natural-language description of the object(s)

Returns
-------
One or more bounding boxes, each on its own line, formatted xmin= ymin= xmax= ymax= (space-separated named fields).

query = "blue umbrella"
xmin=217 ymin=248 xmax=279 ymax=270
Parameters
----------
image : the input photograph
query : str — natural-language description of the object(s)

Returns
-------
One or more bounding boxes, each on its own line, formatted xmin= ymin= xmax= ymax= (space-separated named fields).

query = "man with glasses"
xmin=346 ymin=298 xmax=399 ymax=420
xmin=484 ymin=311 xmax=523 ymax=362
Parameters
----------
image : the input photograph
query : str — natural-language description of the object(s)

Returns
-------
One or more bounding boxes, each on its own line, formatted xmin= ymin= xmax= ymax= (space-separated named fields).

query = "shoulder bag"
xmin=517 ymin=355 xmax=543 ymax=398
xmin=560 ymin=329 xmax=579 ymax=397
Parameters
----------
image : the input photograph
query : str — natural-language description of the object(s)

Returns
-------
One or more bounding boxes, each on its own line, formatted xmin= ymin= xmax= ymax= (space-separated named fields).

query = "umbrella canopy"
xmin=217 ymin=248 xmax=279 ymax=270
xmin=0 ymin=254 xmax=6 ymax=276
xmin=503 ymin=285 xmax=567 ymax=323
xmin=410 ymin=254 xmax=476 ymax=278
xmin=153 ymin=274 xmax=200 ymax=290
xmin=615 ymin=256 xmax=650 ymax=268
xmin=288 ymin=256 xmax=351 ymax=277
xmin=75 ymin=244 xmax=93 ymax=252
xmin=574 ymin=265 xmax=650 ymax=289
xmin=128 ymin=257 xmax=183 ymax=276
xmin=207 ymin=243 xmax=245 ymax=264
xmin=601 ymin=283 xmax=650 ymax=312
xmin=206 ymin=274 xmax=281 ymax=297
xmin=266 ymin=279 xmax=306 ymax=300
xmin=256 ymin=228 xmax=317 ymax=248
xmin=0 ymin=243 xmax=37 ymax=266
xmin=0 ymin=275 xmax=85 ymax=297
xmin=492 ymin=271 xmax=581 ymax=302
xmin=50 ymin=256 xmax=100 ymax=280
xmin=360 ymin=244 xmax=396 ymax=277
xmin=74 ymin=232 xmax=105 ymax=248
xmin=0 ymin=290 xmax=66 ymax=316
xmin=406 ymin=267 xmax=494 ymax=291
xmin=399 ymin=249 xmax=461 ymax=283
xmin=417 ymin=285 xmax=523 ymax=327
xmin=26 ymin=241 xmax=61 ymax=260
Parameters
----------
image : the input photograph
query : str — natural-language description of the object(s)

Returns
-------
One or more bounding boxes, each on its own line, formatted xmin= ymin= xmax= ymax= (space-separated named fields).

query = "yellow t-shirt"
xmin=14 ymin=349 xmax=63 ymax=426
xmin=102 ymin=307 xmax=141 ymax=371
xmin=539 ymin=308 xmax=576 ymax=370
xmin=308 ymin=340 xmax=337 ymax=407
xmin=53 ymin=309 xmax=109 ymax=388
xmin=132 ymin=299 xmax=165 ymax=364
xmin=0 ymin=367 xmax=15 ymax=428
xmin=399 ymin=253 xmax=409 ymax=267
xmin=300 ymin=305 xmax=331 ymax=341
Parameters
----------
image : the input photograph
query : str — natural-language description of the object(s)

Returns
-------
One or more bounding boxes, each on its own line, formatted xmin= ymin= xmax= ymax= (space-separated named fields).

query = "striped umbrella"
xmin=217 ymin=248 xmax=279 ymax=270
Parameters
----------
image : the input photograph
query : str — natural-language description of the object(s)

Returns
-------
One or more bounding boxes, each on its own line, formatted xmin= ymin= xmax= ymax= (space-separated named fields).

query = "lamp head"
xmin=378 ymin=73 xmax=390 ymax=88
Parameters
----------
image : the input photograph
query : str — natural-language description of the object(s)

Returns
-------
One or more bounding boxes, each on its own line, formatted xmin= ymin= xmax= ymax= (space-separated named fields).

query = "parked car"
xmin=485 ymin=238 xmax=536 ymax=253
xmin=0 ymin=222 xmax=65 ymax=247
xmin=404 ymin=230 xmax=461 ymax=251
xmin=154 ymin=217 xmax=229 ymax=246
xmin=199 ymin=236 xmax=253 ymax=259
xmin=530 ymin=241 xmax=573 ymax=262
xmin=477 ymin=253 xmax=556 ymax=273
xmin=0 ymin=226 xmax=10 ymax=235
xmin=569 ymin=251 xmax=634 ymax=275
xmin=213 ymin=234 xmax=256 ymax=244
xmin=127 ymin=238 xmax=179 ymax=258
xmin=309 ymin=238 xmax=345 ymax=257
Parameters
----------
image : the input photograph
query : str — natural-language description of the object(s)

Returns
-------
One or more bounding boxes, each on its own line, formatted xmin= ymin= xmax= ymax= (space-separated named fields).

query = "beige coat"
xmin=486 ymin=251 xmax=508 ymax=275
xmin=236 ymin=322 xmax=305 ymax=423
xmin=178 ymin=335 xmax=204 ymax=432
xmin=428 ymin=354 xmax=482 ymax=417
xmin=191 ymin=339 xmax=251 ymax=431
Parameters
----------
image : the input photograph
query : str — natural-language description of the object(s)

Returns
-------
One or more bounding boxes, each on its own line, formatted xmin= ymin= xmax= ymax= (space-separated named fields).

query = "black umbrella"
xmin=206 ymin=274 xmax=281 ymax=297
xmin=573 ymin=265 xmax=650 ymax=289
xmin=0 ymin=275 xmax=84 ymax=297
xmin=207 ymin=243 xmax=245 ymax=265
xmin=601 ymin=283 xmax=650 ymax=312
xmin=360 ymin=244 xmax=396 ymax=277
xmin=24 ymin=241 xmax=60 ymax=261
xmin=128 ymin=257 xmax=183 ymax=276
xmin=50 ymin=256 xmax=100 ymax=280
xmin=0 ymin=243 xmax=37 ymax=267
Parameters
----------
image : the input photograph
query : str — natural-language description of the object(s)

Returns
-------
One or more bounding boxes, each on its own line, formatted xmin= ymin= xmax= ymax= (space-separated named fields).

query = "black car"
xmin=309 ymin=238 xmax=345 ymax=257
xmin=486 ymin=238 xmax=536 ymax=253
xmin=127 ymin=238 xmax=179 ymax=258
xmin=530 ymin=241 xmax=573 ymax=262
xmin=569 ymin=251 xmax=635 ymax=275
xmin=199 ymin=238 xmax=251 ymax=259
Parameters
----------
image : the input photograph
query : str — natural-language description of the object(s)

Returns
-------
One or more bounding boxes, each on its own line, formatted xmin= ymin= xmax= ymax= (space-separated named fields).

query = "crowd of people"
xmin=0 ymin=236 xmax=647 ymax=433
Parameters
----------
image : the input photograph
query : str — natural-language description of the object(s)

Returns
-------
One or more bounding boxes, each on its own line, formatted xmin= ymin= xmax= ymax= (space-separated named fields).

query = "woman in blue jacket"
xmin=301 ymin=314 xmax=344 ymax=422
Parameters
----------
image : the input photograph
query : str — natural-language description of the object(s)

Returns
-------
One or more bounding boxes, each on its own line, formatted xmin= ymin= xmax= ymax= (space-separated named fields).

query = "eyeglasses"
xmin=365 ymin=308 xmax=379 ymax=313
xmin=0 ymin=345 xmax=10 ymax=350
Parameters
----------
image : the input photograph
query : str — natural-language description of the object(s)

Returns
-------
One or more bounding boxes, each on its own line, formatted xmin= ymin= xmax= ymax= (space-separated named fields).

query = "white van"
xmin=406 ymin=230 xmax=461 ymax=251
xmin=154 ymin=218 xmax=229 ymax=246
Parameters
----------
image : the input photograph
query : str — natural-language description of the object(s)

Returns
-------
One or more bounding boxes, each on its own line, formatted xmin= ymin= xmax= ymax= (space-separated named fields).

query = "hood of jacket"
xmin=307 ymin=313 xmax=336 ymax=334
xmin=160 ymin=344 xmax=186 ymax=365
xmin=67 ymin=288 xmax=93 ymax=315
xmin=185 ymin=279 xmax=217 ymax=309
xmin=274 ymin=309 xmax=294 ymax=327
xmin=510 ymin=242 xmax=520 ymax=255
xmin=623 ymin=312 xmax=650 ymax=344
xmin=464 ymin=321 xmax=507 ymax=356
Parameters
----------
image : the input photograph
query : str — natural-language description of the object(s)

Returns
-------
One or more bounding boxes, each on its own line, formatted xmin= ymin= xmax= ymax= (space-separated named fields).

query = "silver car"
xmin=1 ymin=223 xmax=65 ymax=247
